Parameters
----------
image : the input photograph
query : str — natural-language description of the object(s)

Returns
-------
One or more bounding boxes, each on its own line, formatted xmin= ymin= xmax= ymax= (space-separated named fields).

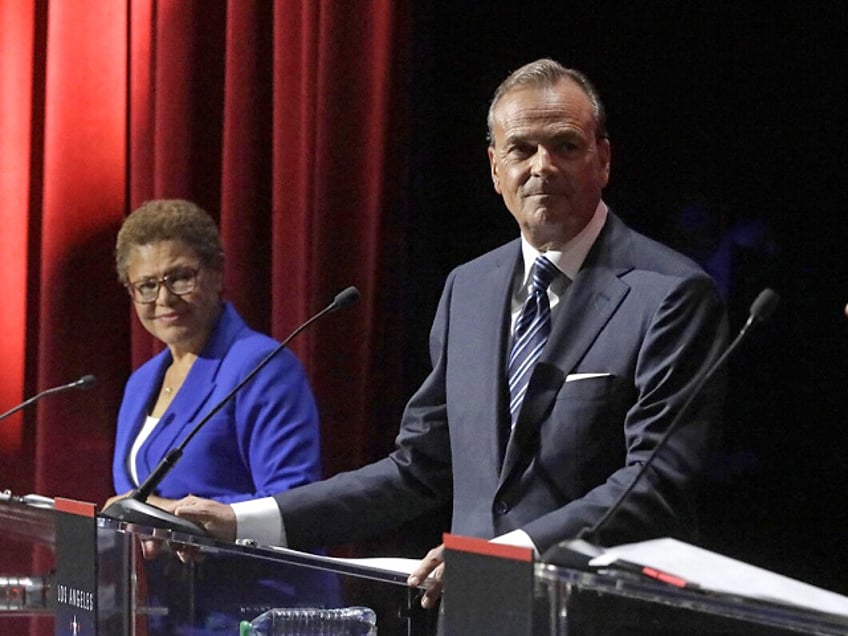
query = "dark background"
xmin=401 ymin=2 xmax=848 ymax=594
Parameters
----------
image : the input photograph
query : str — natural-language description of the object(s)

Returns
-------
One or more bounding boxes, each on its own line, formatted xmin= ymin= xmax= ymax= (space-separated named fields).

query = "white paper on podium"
xmin=591 ymin=538 xmax=848 ymax=618
xmin=266 ymin=545 xmax=435 ymax=586
xmin=327 ymin=556 xmax=424 ymax=577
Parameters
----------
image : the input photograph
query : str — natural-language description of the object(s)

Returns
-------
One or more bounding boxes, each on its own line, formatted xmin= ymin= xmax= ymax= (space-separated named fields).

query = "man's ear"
xmin=488 ymin=146 xmax=502 ymax=194
xmin=598 ymin=137 xmax=611 ymax=186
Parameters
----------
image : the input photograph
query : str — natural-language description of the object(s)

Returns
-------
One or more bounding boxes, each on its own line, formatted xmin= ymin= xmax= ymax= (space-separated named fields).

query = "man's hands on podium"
xmin=154 ymin=495 xmax=237 ymax=562
xmin=103 ymin=492 xmax=448 ymax=608
xmin=408 ymin=543 xmax=446 ymax=609
xmin=101 ymin=493 xmax=236 ymax=561
xmin=406 ymin=532 xmax=536 ymax=608
xmin=170 ymin=495 xmax=237 ymax=542
xmin=168 ymin=495 xmax=449 ymax=609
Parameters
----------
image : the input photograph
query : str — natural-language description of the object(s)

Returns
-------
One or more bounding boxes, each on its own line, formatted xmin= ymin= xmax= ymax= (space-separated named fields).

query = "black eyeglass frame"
xmin=125 ymin=266 xmax=201 ymax=304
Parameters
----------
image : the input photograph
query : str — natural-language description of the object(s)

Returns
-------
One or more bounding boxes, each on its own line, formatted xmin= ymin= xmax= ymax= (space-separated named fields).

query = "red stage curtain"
xmin=0 ymin=1 xmax=410 ymax=632
xmin=0 ymin=0 xmax=34 ymax=468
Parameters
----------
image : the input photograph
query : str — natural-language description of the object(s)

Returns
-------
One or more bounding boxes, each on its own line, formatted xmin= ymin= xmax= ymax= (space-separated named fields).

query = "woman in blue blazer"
xmin=110 ymin=199 xmax=329 ymax=633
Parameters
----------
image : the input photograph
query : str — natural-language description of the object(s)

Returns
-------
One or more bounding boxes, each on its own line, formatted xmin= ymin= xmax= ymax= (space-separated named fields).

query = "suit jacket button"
xmin=494 ymin=500 xmax=509 ymax=515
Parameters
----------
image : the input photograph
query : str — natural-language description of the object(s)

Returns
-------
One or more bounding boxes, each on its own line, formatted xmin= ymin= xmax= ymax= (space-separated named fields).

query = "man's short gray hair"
xmin=486 ymin=58 xmax=608 ymax=146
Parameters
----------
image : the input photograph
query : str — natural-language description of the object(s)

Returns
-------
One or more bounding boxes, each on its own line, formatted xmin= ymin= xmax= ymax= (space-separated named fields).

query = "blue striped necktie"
xmin=508 ymin=255 xmax=559 ymax=428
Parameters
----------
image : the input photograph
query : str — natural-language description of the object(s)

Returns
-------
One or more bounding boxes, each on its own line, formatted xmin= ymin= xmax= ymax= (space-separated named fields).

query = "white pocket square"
xmin=565 ymin=373 xmax=611 ymax=382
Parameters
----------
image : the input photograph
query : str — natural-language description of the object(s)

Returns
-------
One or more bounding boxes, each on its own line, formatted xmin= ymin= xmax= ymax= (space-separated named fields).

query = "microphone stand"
xmin=0 ymin=375 xmax=97 ymax=423
xmin=101 ymin=287 xmax=360 ymax=536
xmin=543 ymin=289 xmax=780 ymax=569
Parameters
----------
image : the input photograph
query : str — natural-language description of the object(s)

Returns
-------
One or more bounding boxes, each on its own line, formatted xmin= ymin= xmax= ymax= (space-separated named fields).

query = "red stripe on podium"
xmin=54 ymin=497 xmax=96 ymax=517
xmin=443 ymin=533 xmax=533 ymax=562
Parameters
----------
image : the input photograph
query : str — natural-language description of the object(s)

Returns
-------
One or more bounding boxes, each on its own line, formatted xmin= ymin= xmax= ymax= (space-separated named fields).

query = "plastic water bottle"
xmin=239 ymin=606 xmax=377 ymax=635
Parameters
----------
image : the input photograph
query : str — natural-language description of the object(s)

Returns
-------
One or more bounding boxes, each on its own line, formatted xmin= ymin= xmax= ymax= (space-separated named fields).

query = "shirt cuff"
xmin=230 ymin=496 xmax=286 ymax=547
xmin=490 ymin=529 xmax=539 ymax=558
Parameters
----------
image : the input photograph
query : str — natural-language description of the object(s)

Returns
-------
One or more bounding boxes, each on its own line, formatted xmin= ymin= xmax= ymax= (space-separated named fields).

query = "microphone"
xmin=0 ymin=375 xmax=97 ymax=423
xmin=543 ymin=288 xmax=780 ymax=569
xmin=101 ymin=286 xmax=361 ymax=535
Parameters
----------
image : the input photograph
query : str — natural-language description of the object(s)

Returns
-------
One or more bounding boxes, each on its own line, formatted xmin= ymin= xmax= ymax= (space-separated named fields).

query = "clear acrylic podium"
xmin=94 ymin=516 xmax=435 ymax=635
xmin=5 ymin=496 xmax=848 ymax=635
xmin=0 ymin=494 xmax=55 ymax=636
xmin=1 ymin=498 xmax=434 ymax=635
xmin=534 ymin=563 xmax=848 ymax=635
xmin=443 ymin=533 xmax=848 ymax=636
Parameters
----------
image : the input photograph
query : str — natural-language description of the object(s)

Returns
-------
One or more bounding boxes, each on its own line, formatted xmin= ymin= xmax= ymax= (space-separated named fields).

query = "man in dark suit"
xmin=168 ymin=59 xmax=727 ymax=609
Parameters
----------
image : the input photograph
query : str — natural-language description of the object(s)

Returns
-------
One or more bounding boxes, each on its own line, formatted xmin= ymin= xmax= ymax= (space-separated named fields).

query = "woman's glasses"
xmin=125 ymin=266 xmax=200 ymax=304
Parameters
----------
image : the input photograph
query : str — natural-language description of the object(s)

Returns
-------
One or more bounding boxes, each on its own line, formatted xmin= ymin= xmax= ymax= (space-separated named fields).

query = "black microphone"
xmin=543 ymin=288 xmax=780 ymax=569
xmin=0 ymin=375 xmax=97 ymax=423
xmin=101 ymin=286 xmax=361 ymax=535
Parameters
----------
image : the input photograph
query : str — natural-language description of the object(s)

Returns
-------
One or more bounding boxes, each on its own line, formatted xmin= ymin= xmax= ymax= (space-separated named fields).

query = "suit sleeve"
xmin=523 ymin=274 xmax=728 ymax=553
xmin=273 ymin=274 xmax=458 ymax=550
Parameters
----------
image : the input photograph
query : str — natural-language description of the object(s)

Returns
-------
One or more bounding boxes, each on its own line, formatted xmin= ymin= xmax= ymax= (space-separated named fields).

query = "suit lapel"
xmin=146 ymin=356 xmax=218 ymax=453
xmin=467 ymin=242 xmax=522 ymax=474
xmin=498 ymin=213 xmax=634 ymax=487
xmin=115 ymin=352 xmax=170 ymax=483
xmin=136 ymin=305 xmax=238 ymax=475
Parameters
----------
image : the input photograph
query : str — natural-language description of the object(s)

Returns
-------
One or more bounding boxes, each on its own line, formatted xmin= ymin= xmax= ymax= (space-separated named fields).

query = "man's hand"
xmin=407 ymin=543 xmax=445 ymax=609
xmin=158 ymin=496 xmax=235 ymax=563
xmin=171 ymin=495 xmax=237 ymax=542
